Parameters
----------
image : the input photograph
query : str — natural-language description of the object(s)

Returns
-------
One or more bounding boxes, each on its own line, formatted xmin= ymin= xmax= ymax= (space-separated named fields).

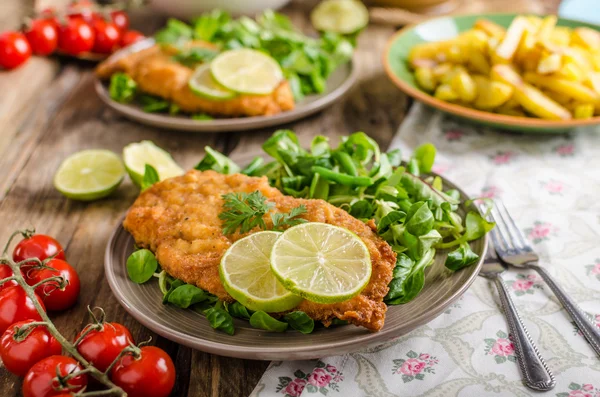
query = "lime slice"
xmin=54 ymin=150 xmax=125 ymax=201
xmin=189 ymin=63 xmax=236 ymax=100
xmin=210 ymin=49 xmax=283 ymax=95
xmin=311 ymin=0 xmax=369 ymax=34
xmin=220 ymin=231 xmax=303 ymax=312
xmin=270 ymin=223 xmax=371 ymax=304
xmin=122 ymin=141 xmax=184 ymax=187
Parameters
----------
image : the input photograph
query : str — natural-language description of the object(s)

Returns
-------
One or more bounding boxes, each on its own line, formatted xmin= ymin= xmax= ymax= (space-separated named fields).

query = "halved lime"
xmin=189 ymin=63 xmax=236 ymax=100
xmin=122 ymin=141 xmax=184 ymax=187
xmin=311 ymin=0 xmax=369 ymax=34
xmin=220 ymin=231 xmax=303 ymax=312
xmin=54 ymin=150 xmax=125 ymax=201
xmin=270 ymin=223 xmax=371 ymax=304
xmin=210 ymin=49 xmax=283 ymax=95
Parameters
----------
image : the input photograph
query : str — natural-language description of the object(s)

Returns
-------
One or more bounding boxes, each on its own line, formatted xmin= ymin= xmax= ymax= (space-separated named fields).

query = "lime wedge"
xmin=220 ymin=231 xmax=303 ymax=312
xmin=54 ymin=150 xmax=125 ymax=201
xmin=122 ymin=141 xmax=184 ymax=187
xmin=210 ymin=49 xmax=283 ymax=95
xmin=270 ymin=223 xmax=371 ymax=304
xmin=189 ymin=63 xmax=236 ymax=100
xmin=311 ymin=0 xmax=369 ymax=34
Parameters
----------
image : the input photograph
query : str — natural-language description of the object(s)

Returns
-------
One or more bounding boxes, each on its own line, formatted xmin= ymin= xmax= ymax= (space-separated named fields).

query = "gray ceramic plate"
xmin=104 ymin=177 xmax=486 ymax=360
xmin=94 ymin=39 xmax=357 ymax=133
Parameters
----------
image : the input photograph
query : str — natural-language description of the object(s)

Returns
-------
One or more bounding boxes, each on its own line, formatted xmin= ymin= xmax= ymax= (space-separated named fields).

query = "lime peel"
xmin=122 ymin=141 xmax=184 ymax=187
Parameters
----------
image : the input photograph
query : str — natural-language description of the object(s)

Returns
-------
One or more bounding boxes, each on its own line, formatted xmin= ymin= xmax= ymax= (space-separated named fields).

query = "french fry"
xmin=451 ymin=70 xmax=477 ymax=102
xmin=491 ymin=64 xmax=572 ymax=119
xmin=494 ymin=17 xmax=531 ymax=63
xmin=414 ymin=67 xmax=437 ymax=92
xmin=556 ymin=60 xmax=585 ymax=81
xmin=432 ymin=63 xmax=453 ymax=79
xmin=543 ymin=89 xmax=573 ymax=106
xmin=550 ymin=26 xmax=572 ymax=46
xmin=586 ymin=71 xmax=600 ymax=94
xmin=439 ymin=65 xmax=467 ymax=84
xmin=497 ymin=107 xmax=527 ymax=117
xmin=571 ymin=27 xmax=600 ymax=51
xmin=537 ymin=16 xmax=558 ymax=41
xmin=537 ymin=53 xmax=562 ymax=74
xmin=523 ymin=72 xmax=599 ymax=102
xmin=468 ymin=50 xmax=491 ymax=74
xmin=573 ymin=103 xmax=595 ymax=118
xmin=473 ymin=75 xmax=513 ymax=109
xmin=434 ymin=84 xmax=459 ymax=101
xmin=473 ymin=19 xmax=506 ymax=39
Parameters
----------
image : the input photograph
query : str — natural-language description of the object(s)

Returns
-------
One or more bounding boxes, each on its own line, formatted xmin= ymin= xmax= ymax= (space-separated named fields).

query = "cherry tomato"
xmin=58 ymin=18 xmax=95 ymax=55
xmin=0 ymin=31 xmax=31 ymax=69
xmin=0 ymin=320 xmax=62 ymax=376
xmin=23 ymin=355 xmax=87 ymax=397
xmin=13 ymin=234 xmax=66 ymax=285
xmin=75 ymin=322 xmax=133 ymax=372
xmin=30 ymin=259 xmax=80 ymax=311
xmin=111 ymin=346 xmax=176 ymax=397
xmin=0 ymin=286 xmax=45 ymax=334
xmin=25 ymin=19 xmax=58 ymax=56
xmin=0 ymin=264 xmax=17 ymax=292
xmin=110 ymin=10 xmax=130 ymax=33
xmin=92 ymin=19 xmax=120 ymax=54
xmin=67 ymin=0 xmax=96 ymax=22
xmin=120 ymin=30 xmax=144 ymax=47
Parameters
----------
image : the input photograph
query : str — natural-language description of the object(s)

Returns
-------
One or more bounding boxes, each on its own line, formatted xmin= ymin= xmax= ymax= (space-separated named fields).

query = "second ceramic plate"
xmin=104 ymin=176 xmax=486 ymax=361
xmin=95 ymin=39 xmax=357 ymax=133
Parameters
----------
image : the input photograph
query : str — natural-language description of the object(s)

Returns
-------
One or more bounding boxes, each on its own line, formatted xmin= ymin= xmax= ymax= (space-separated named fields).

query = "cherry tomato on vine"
xmin=75 ymin=322 xmax=133 ymax=372
xmin=0 ymin=264 xmax=17 ymax=292
xmin=23 ymin=355 xmax=87 ymax=397
xmin=110 ymin=10 xmax=130 ymax=33
xmin=120 ymin=30 xmax=144 ymax=47
xmin=30 ymin=259 xmax=80 ymax=311
xmin=0 ymin=320 xmax=62 ymax=376
xmin=13 ymin=234 xmax=66 ymax=285
xmin=25 ymin=19 xmax=58 ymax=56
xmin=0 ymin=286 xmax=45 ymax=334
xmin=58 ymin=18 xmax=95 ymax=55
xmin=0 ymin=32 xmax=31 ymax=69
xmin=92 ymin=19 xmax=120 ymax=54
xmin=111 ymin=346 xmax=176 ymax=397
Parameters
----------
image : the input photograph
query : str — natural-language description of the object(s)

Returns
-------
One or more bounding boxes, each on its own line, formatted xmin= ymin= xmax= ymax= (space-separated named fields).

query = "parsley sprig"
xmin=219 ymin=191 xmax=307 ymax=235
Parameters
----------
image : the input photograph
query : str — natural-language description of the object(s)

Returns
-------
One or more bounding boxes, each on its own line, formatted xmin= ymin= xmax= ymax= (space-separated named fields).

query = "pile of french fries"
xmin=408 ymin=15 xmax=600 ymax=120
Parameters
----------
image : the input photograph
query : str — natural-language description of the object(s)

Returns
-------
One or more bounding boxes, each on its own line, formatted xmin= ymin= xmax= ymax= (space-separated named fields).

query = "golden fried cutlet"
xmin=123 ymin=170 xmax=396 ymax=331
xmin=96 ymin=42 xmax=295 ymax=117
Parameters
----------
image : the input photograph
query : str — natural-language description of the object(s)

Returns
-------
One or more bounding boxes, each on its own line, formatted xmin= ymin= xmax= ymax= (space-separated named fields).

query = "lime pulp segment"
xmin=270 ymin=222 xmax=372 ymax=304
xmin=220 ymin=231 xmax=303 ymax=313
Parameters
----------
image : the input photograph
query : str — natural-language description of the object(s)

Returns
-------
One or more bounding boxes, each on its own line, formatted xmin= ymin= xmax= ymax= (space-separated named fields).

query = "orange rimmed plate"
xmin=383 ymin=13 xmax=600 ymax=133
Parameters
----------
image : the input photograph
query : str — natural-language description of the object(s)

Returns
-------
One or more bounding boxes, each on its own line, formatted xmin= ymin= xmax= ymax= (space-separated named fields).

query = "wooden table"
xmin=0 ymin=0 xmax=559 ymax=395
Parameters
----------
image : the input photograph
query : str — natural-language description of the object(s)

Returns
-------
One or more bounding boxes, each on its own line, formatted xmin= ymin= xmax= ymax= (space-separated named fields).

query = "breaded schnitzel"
xmin=123 ymin=170 xmax=396 ymax=331
xmin=96 ymin=42 xmax=295 ymax=117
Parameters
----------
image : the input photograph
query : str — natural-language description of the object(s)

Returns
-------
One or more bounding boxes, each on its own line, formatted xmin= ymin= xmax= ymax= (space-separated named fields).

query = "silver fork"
xmin=479 ymin=240 xmax=555 ymax=391
xmin=489 ymin=200 xmax=600 ymax=358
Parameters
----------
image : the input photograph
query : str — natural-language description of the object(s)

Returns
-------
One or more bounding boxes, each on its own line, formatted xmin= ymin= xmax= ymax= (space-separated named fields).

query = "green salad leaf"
xmin=204 ymin=304 xmax=235 ymax=335
xmin=167 ymin=284 xmax=211 ymax=308
xmin=109 ymin=73 xmax=137 ymax=103
xmin=126 ymin=249 xmax=158 ymax=284
xmin=195 ymin=146 xmax=241 ymax=174
xmin=250 ymin=311 xmax=288 ymax=332
xmin=226 ymin=301 xmax=253 ymax=319
xmin=283 ymin=311 xmax=315 ymax=334
xmin=141 ymin=164 xmax=159 ymax=191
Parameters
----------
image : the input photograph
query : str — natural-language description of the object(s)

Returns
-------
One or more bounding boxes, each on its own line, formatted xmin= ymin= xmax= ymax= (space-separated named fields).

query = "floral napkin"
xmin=250 ymin=103 xmax=600 ymax=397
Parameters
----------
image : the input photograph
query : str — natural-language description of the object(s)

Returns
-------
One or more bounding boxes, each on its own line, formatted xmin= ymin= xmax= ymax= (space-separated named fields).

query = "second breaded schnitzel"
xmin=123 ymin=170 xmax=396 ymax=331
xmin=96 ymin=42 xmax=295 ymax=117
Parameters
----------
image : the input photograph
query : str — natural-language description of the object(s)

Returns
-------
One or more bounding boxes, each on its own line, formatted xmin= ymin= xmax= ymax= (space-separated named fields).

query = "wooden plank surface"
xmin=0 ymin=0 xmax=560 ymax=396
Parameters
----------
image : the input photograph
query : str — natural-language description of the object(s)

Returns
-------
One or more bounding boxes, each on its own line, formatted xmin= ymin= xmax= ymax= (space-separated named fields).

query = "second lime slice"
xmin=270 ymin=223 xmax=371 ymax=304
xmin=220 ymin=231 xmax=303 ymax=313
xmin=189 ymin=63 xmax=237 ymax=100
xmin=210 ymin=49 xmax=283 ymax=95
xmin=122 ymin=141 xmax=184 ymax=187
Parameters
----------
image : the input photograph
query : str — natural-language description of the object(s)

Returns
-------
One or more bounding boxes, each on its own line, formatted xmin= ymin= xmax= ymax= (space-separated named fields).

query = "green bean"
xmin=309 ymin=173 xmax=329 ymax=200
xmin=240 ymin=156 xmax=264 ymax=176
xmin=311 ymin=166 xmax=372 ymax=187
xmin=333 ymin=151 xmax=358 ymax=176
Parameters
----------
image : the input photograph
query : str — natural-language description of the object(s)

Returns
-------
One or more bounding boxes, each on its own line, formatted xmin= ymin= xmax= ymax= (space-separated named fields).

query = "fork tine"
xmin=478 ymin=201 xmax=512 ymax=254
xmin=495 ymin=200 xmax=533 ymax=252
